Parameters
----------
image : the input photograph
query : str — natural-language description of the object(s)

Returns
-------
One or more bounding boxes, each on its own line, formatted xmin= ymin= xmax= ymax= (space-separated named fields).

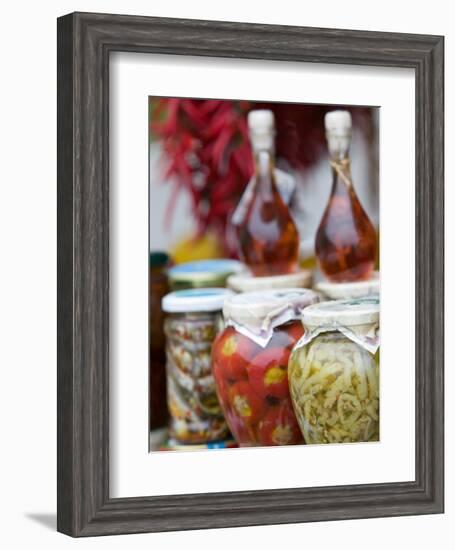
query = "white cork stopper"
xmin=248 ymin=109 xmax=275 ymax=132
xmin=324 ymin=110 xmax=352 ymax=133
xmin=325 ymin=110 xmax=352 ymax=158
xmin=248 ymin=110 xmax=275 ymax=151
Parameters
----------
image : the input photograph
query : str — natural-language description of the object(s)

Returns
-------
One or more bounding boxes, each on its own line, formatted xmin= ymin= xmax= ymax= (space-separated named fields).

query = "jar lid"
xmin=162 ymin=288 xmax=234 ymax=313
xmin=227 ymin=270 xmax=313 ymax=292
xmin=315 ymin=272 xmax=379 ymax=300
xmin=149 ymin=251 xmax=170 ymax=268
xmin=224 ymin=288 xmax=319 ymax=346
xmin=168 ymin=259 xmax=244 ymax=286
xmin=302 ymin=296 xmax=379 ymax=328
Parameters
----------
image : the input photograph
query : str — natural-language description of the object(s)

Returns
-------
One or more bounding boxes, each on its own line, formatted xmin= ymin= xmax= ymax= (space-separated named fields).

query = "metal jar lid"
xmin=162 ymin=288 xmax=234 ymax=313
xmin=168 ymin=259 xmax=244 ymax=289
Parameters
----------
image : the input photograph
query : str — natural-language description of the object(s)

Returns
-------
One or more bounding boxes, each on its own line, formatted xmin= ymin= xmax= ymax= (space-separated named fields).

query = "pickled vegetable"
xmin=289 ymin=332 xmax=379 ymax=444
xmin=212 ymin=321 xmax=304 ymax=446
xmin=165 ymin=313 xmax=230 ymax=443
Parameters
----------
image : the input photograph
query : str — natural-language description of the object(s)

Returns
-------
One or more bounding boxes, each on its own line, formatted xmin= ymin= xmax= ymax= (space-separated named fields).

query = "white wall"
xmin=0 ymin=1 xmax=451 ymax=548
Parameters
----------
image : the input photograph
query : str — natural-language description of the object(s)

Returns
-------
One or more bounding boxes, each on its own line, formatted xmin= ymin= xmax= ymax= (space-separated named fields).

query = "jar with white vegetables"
xmin=288 ymin=297 xmax=380 ymax=444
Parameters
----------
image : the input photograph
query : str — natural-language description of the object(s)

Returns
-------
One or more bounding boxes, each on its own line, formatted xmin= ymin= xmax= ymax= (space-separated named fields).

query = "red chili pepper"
xmin=212 ymin=328 xmax=259 ymax=383
xmin=228 ymin=381 xmax=265 ymax=424
xmin=258 ymin=399 xmax=303 ymax=445
xmin=248 ymin=347 xmax=291 ymax=399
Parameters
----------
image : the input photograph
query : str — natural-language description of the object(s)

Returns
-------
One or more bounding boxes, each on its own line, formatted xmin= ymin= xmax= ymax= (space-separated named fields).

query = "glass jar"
xmin=162 ymin=288 xmax=233 ymax=444
xmin=289 ymin=297 xmax=380 ymax=444
xmin=212 ymin=289 xmax=319 ymax=446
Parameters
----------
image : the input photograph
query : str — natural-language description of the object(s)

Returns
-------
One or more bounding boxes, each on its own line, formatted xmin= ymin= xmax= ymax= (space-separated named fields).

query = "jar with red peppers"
xmin=212 ymin=289 xmax=319 ymax=446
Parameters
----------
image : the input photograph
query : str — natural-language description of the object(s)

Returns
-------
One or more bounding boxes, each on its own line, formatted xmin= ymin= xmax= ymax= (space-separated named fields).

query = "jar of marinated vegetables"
xmin=212 ymin=289 xmax=319 ymax=446
xmin=289 ymin=297 xmax=380 ymax=444
xmin=162 ymin=288 xmax=234 ymax=444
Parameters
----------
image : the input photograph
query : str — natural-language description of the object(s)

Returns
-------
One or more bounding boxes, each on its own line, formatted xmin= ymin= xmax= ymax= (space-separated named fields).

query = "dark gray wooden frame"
xmin=57 ymin=11 xmax=444 ymax=537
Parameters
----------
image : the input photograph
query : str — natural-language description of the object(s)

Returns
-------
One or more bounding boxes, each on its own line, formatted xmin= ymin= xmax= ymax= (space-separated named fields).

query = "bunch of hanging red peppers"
xmin=151 ymin=99 xmax=253 ymax=254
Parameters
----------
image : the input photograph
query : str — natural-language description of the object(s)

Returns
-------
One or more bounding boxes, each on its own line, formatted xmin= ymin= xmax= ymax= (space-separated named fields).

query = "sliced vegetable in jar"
xmin=258 ymin=399 xmax=303 ymax=445
xmin=212 ymin=327 xmax=259 ymax=383
xmin=229 ymin=381 xmax=266 ymax=424
xmin=248 ymin=347 xmax=291 ymax=399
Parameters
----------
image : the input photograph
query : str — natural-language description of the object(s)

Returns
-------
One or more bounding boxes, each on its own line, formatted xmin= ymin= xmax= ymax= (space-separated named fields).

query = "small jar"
xmin=289 ymin=297 xmax=380 ymax=444
xmin=315 ymin=271 xmax=379 ymax=300
xmin=162 ymin=288 xmax=233 ymax=444
xmin=168 ymin=259 xmax=244 ymax=291
xmin=149 ymin=251 xmax=170 ymax=432
xmin=227 ymin=270 xmax=313 ymax=293
xmin=212 ymin=289 xmax=319 ymax=446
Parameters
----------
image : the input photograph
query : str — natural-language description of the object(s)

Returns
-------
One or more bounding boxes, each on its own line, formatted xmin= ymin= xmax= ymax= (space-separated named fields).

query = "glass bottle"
xmin=315 ymin=110 xmax=376 ymax=282
xmin=237 ymin=110 xmax=300 ymax=276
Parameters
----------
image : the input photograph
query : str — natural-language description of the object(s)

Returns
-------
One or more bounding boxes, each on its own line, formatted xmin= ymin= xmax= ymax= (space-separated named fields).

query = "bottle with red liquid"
xmin=237 ymin=110 xmax=300 ymax=276
xmin=315 ymin=110 xmax=377 ymax=282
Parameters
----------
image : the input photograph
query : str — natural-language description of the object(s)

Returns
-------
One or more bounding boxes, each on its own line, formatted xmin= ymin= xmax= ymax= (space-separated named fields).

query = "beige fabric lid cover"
xmin=315 ymin=271 xmax=379 ymax=300
xmin=297 ymin=296 xmax=380 ymax=354
xmin=223 ymin=288 xmax=319 ymax=346
xmin=227 ymin=270 xmax=312 ymax=292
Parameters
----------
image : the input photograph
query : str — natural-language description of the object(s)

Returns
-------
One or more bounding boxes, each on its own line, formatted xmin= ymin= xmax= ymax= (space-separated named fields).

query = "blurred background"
xmin=149 ymin=97 xmax=379 ymax=265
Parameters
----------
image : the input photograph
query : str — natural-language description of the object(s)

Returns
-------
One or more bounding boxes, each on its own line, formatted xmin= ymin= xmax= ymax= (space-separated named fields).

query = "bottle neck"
xmin=326 ymin=129 xmax=351 ymax=161
xmin=250 ymin=126 xmax=276 ymax=172
xmin=254 ymin=147 xmax=274 ymax=168
xmin=330 ymin=156 xmax=353 ymax=193
xmin=327 ymin=131 xmax=352 ymax=190
xmin=253 ymin=149 xmax=277 ymax=199
xmin=250 ymin=127 xmax=275 ymax=154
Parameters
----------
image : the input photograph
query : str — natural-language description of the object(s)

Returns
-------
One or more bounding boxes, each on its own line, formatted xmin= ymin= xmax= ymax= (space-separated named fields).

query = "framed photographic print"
xmin=57 ymin=12 xmax=444 ymax=536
